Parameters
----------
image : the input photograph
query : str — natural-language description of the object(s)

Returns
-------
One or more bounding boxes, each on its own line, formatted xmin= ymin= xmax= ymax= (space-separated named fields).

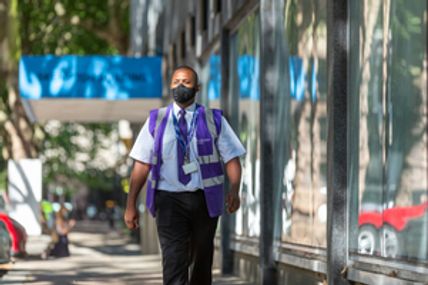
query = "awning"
xmin=19 ymin=55 xmax=163 ymax=123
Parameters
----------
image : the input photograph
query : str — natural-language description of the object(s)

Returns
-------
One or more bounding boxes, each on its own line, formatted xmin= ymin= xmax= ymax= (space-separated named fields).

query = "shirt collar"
xmin=173 ymin=101 xmax=196 ymax=117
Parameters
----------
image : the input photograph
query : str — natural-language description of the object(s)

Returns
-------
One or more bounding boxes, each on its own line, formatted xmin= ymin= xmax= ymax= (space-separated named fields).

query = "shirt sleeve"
xmin=129 ymin=119 xmax=154 ymax=164
xmin=217 ymin=116 xmax=246 ymax=163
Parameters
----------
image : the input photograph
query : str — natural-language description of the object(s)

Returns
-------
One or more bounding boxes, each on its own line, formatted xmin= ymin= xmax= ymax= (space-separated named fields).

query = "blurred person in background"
xmin=106 ymin=200 xmax=116 ymax=229
xmin=48 ymin=205 xmax=76 ymax=258
xmin=40 ymin=200 xmax=55 ymax=234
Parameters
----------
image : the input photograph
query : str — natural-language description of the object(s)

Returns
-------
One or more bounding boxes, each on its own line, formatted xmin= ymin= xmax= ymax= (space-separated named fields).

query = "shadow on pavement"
xmin=0 ymin=220 xmax=254 ymax=285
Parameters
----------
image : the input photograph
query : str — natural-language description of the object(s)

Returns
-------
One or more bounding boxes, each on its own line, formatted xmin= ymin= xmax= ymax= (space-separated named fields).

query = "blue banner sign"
xmin=205 ymin=54 xmax=261 ymax=101
xmin=19 ymin=55 xmax=162 ymax=100
xmin=237 ymin=55 xmax=260 ymax=100
xmin=208 ymin=55 xmax=221 ymax=101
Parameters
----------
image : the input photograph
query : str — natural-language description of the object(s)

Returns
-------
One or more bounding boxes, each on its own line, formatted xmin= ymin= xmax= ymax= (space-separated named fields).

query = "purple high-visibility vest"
xmin=145 ymin=103 xmax=224 ymax=218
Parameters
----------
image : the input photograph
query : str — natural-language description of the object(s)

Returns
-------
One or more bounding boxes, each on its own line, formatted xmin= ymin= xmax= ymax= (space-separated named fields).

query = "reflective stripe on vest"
xmin=203 ymin=175 xmax=224 ymax=188
xmin=145 ymin=105 xmax=172 ymax=217
xmin=148 ymin=105 xmax=166 ymax=183
xmin=197 ymin=108 xmax=224 ymax=188
xmin=198 ymin=153 xmax=220 ymax=164
xmin=150 ymin=107 xmax=167 ymax=168
xmin=147 ymin=104 xmax=224 ymax=217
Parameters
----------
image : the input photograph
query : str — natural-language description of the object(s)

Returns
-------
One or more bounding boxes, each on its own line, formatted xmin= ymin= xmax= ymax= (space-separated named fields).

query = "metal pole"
xmin=259 ymin=0 xmax=278 ymax=284
xmin=326 ymin=0 xmax=350 ymax=284
xmin=220 ymin=27 xmax=234 ymax=275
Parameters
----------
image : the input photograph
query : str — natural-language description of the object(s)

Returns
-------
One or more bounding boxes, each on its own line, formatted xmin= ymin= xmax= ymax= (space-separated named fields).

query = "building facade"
xmin=131 ymin=0 xmax=427 ymax=284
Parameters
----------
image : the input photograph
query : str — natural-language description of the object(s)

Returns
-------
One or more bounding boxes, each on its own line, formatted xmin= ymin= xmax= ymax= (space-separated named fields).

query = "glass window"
xmin=349 ymin=0 xmax=427 ymax=262
xmin=199 ymin=49 xmax=222 ymax=240
xmin=229 ymin=13 xmax=261 ymax=238
xmin=199 ymin=49 xmax=221 ymax=108
xmin=272 ymin=0 xmax=328 ymax=248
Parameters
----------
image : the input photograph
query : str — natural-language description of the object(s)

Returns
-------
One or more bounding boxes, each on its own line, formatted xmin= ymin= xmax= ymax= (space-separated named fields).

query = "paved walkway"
xmin=0 ymin=221 xmax=252 ymax=285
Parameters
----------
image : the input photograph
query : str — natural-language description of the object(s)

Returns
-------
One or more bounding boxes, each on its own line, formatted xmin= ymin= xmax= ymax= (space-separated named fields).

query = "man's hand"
xmin=226 ymin=191 xmax=240 ymax=213
xmin=124 ymin=207 xmax=140 ymax=230
xmin=124 ymin=161 xmax=150 ymax=230
xmin=224 ymin=157 xmax=242 ymax=214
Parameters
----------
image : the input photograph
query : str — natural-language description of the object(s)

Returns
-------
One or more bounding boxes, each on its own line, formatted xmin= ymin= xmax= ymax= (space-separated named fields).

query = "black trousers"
xmin=155 ymin=189 xmax=219 ymax=285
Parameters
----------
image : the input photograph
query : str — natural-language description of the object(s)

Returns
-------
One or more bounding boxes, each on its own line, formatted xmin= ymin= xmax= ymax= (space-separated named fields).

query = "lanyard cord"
xmin=172 ymin=105 xmax=199 ymax=156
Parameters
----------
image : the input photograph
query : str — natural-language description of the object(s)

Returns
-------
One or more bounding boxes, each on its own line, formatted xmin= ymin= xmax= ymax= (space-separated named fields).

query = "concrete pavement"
xmin=0 ymin=221 xmax=253 ymax=285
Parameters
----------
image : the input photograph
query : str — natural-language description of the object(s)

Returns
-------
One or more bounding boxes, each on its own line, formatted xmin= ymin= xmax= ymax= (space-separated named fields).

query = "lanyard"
xmin=172 ymin=105 xmax=199 ymax=159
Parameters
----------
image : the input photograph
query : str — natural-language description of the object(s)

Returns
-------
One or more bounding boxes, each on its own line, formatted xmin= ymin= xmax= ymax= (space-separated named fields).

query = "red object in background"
xmin=0 ymin=212 xmax=27 ymax=256
xmin=359 ymin=202 xmax=428 ymax=232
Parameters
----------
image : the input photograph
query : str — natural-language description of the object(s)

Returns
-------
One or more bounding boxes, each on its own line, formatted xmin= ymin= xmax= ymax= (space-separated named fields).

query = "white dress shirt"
xmin=129 ymin=102 xmax=246 ymax=192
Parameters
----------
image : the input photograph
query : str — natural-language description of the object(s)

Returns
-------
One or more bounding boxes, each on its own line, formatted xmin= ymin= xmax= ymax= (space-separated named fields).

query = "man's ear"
xmin=196 ymin=84 xmax=201 ymax=92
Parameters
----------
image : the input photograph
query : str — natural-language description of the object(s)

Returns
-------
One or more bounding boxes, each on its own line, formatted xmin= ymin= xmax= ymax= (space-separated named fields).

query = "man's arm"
xmin=124 ymin=161 xmax=151 ymax=229
xmin=225 ymin=157 xmax=242 ymax=213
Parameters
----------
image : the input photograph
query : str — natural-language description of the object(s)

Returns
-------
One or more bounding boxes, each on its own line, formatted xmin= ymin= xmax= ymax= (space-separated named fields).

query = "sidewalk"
xmin=0 ymin=221 xmax=253 ymax=285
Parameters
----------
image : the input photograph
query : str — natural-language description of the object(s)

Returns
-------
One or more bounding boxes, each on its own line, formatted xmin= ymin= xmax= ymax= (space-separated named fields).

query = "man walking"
xmin=124 ymin=65 xmax=245 ymax=285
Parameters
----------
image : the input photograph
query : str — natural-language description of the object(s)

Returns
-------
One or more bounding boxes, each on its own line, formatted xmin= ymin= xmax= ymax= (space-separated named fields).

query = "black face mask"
xmin=172 ymin=84 xmax=197 ymax=103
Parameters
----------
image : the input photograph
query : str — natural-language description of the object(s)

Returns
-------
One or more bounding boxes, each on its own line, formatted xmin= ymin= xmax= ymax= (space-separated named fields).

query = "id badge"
xmin=183 ymin=161 xmax=198 ymax=175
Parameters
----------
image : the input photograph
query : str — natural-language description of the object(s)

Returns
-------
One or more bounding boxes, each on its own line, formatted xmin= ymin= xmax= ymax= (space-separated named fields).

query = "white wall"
xmin=7 ymin=159 xmax=42 ymax=236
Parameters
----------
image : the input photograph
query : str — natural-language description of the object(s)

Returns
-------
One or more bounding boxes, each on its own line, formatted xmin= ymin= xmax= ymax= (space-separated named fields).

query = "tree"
xmin=0 ymin=0 xmax=38 ymax=196
xmin=19 ymin=0 xmax=130 ymax=55
xmin=1 ymin=0 xmax=131 ymax=196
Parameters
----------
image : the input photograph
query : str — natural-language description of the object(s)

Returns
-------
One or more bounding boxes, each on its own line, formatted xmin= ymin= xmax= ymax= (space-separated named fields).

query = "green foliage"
xmin=40 ymin=122 xmax=119 ymax=194
xmin=237 ymin=13 xmax=258 ymax=55
xmin=17 ymin=1 xmax=130 ymax=194
xmin=0 ymin=153 xmax=6 ymax=192
xmin=8 ymin=0 xmax=21 ymax=62
xmin=389 ymin=0 xmax=426 ymax=152
xmin=19 ymin=0 xmax=129 ymax=55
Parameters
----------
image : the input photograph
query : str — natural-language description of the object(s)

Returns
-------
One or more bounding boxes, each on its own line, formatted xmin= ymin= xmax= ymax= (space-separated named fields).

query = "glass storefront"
xmin=229 ymin=12 xmax=261 ymax=238
xmin=349 ymin=0 xmax=427 ymax=262
xmin=272 ymin=0 xmax=328 ymax=248
xmin=199 ymin=49 xmax=221 ymax=108
xmin=199 ymin=48 xmax=222 ymax=241
xmin=147 ymin=0 xmax=428 ymax=282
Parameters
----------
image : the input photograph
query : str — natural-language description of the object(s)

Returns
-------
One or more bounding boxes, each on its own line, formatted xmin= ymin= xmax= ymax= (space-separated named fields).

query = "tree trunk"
xmin=0 ymin=0 xmax=37 ymax=160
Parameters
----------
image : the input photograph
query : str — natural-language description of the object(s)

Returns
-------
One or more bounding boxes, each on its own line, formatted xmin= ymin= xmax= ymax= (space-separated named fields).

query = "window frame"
xmin=344 ymin=0 xmax=428 ymax=283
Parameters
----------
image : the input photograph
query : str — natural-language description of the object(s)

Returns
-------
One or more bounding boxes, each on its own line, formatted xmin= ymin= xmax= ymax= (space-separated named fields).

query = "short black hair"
xmin=172 ymin=65 xmax=199 ymax=84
